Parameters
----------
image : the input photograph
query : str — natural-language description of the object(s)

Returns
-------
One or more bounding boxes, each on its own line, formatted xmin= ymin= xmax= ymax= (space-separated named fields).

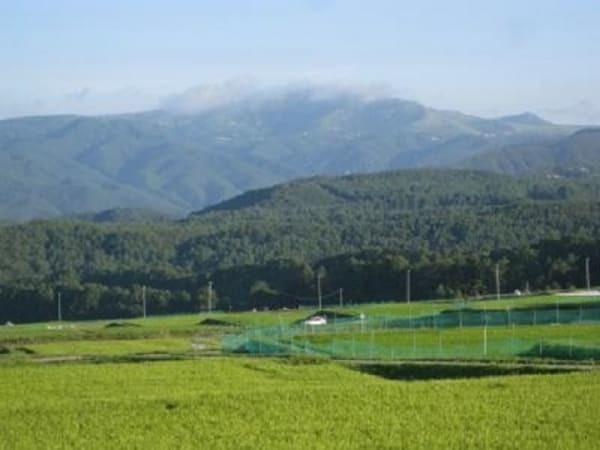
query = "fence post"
xmin=569 ymin=337 xmax=573 ymax=359
xmin=483 ymin=325 xmax=488 ymax=357
xmin=511 ymin=324 xmax=516 ymax=356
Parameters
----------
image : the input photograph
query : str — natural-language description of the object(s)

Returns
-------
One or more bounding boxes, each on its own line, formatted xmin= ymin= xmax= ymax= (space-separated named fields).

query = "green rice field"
xmin=0 ymin=358 xmax=598 ymax=449
xmin=0 ymin=294 xmax=599 ymax=448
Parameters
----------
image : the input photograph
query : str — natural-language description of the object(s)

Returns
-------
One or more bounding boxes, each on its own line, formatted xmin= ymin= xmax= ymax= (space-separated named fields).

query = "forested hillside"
xmin=1 ymin=169 xmax=599 ymax=322
xmin=459 ymin=128 xmax=600 ymax=174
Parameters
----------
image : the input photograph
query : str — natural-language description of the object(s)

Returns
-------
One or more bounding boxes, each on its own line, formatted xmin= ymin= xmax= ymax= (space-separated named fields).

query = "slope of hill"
xmin=0 ymin=89 xmax=578 ymax=221
xmin=2 ymin=168 xmax=600 ymax=320
xmin=458 ymin=128 xmax=600 ymax=175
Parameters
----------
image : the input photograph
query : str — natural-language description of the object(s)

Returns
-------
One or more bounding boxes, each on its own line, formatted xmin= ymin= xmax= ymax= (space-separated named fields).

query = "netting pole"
xmin=511 ymin=324 xmax=516 ymax=356
xmin=483 ymin=325 xmax=488 ymax=357
xmin=483 ymin=307 xmax=488 ymax=357
xmin=459 ymin=309 xmax=463 ymax=329
xmin=533 ymin=310 xmax=537 ymax=326
xmin=539 ymin=339 xmax=543 ymax=357
xmin=258 ymin=330 xmax=262 ymax=355
xmin=438 ymin=332 xmax=442 ymax=358
xmin=555 ymin=302 xmax=559 ymax=325
xmin=579 ymin=305 xmax=583 ymax=323
xmin=302 ymin=324 xmax=307 ymax=354
xmin=412 ymin=329 xmax=416 ymax=358
xmin=369 ymin=331 xmax=375 ymax=359
xmin=461 ymin=323 xmax=465 ymax=359
xmin=569 ymin=337 xmax=573 ymax=359
xmin=507 ymin=308 xmax=511 ymax=327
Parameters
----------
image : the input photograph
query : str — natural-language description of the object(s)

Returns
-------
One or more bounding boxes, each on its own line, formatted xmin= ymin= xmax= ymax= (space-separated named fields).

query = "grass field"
xmin=0 ymin=358 xmax=598 ymax=449
xmin=1 ymin=294 xmax=599 ymax=448
xmin=1 ymin=293 xmax=598 ymax=362
xmin=295 ymin=324 xmax=600 ymax=360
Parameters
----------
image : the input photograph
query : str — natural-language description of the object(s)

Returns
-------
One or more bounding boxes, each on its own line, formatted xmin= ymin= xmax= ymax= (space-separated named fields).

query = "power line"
xmin=57 ymin=291 xmax=62 ymax=322
xmin=585 ymin=257 xmax=591 ymax=290
xmin=495 ymin=264 xmax=500 ymax=301
xmin=317 ymin=274 xmax=322 ymax=310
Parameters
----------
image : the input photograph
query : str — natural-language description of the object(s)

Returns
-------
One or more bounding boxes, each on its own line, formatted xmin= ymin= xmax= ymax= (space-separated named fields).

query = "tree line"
xmin=2 ymin=169 xmax=600 ymax=322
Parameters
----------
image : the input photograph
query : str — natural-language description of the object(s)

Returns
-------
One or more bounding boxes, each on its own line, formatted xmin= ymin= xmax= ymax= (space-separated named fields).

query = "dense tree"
xmin=2 ymin=169 xmax=600 ymax=322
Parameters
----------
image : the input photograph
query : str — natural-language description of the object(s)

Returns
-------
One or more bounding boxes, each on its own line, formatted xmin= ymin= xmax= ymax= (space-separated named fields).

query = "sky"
xmin=1 ymin=0 xmax=600 ymax=123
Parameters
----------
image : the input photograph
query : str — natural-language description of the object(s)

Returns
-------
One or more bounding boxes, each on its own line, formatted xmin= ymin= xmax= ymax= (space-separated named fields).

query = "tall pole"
xmin=142 ymin=285 xmax=147 ymax=319
xmin=57 ymin=291 xmax=62 ymax=322
xmin=207 ymin=280 xmax=213 ymax=313
xmin=495 ymin=264 xmax=500 ymax=301
xmin=406 ymin=269 xmax=411 ymax=304
xmin=339 ymin=288 xmax=343 ymax=308
xmin=585 ymin=257 xmax=591 ymax=291
xmin=317 ymin=274 xmax=322 ymax=310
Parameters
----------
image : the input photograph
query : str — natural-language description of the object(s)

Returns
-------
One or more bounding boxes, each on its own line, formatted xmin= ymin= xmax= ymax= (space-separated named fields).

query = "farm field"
xmin=0 ymin=293 xmax=598 ymax=361
xmin=294 ymin=323 xmax=600 ymax=361
xmin=0 ymin=358 xmax=598 ymax=449
xmin=0 ymin=294 xmax=599 ymax=449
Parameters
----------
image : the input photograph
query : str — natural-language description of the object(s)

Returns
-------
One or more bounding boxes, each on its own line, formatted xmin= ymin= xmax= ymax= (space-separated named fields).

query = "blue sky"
xmin=2 ymin=0 xmax=600 ymax=123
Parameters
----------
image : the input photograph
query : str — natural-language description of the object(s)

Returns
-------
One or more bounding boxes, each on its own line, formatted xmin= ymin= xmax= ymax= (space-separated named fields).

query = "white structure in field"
xmin=304 ymin=316 xmax=327 ymax=326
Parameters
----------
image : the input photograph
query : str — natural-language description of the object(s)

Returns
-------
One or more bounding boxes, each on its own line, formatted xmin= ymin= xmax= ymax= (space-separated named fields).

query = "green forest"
xmin=1 ymin=169 xmax=600 ymax=322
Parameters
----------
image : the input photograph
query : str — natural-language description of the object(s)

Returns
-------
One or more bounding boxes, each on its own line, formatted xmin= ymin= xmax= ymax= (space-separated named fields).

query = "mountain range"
xmin=0 ymin=87 xmax=597 ymax=221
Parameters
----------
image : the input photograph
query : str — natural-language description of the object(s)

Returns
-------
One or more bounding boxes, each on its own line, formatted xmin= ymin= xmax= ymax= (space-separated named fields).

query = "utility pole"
xmin=142 ymin=285 xmax=147 ymax=319
xmin=317 ymin=274 xmax=322 ymax=310
xmin=585 ymin=257 xmax=591 ymax=291
xmin=495 ymin=264 xmax=500 ymax=301
xmin=207 ymin=280 xmax=213 ymax=313
xmin=57 ymin=291 xmax=62 ymax=322
xmin=339 ymin=288 xmax=344 ymax=308
xmin=406 ymin=269 xmax=411 ymax=304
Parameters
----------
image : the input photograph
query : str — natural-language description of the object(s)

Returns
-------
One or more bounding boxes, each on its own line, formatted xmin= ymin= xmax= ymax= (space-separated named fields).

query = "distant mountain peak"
xmin=498 ymin=112 xmax=550 ymax=126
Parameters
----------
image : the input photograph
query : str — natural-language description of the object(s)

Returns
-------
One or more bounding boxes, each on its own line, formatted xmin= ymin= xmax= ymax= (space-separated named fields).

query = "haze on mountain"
xmin=1 ymin=86 xmax=594 ymax=221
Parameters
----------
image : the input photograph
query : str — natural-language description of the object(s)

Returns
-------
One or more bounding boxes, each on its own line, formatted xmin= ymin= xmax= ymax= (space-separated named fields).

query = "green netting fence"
xmin=223 ymin=303 xmax=600 ymax=361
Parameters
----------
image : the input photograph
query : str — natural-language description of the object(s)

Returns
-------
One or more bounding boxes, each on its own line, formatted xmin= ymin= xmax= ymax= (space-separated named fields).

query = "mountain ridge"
xmin=0 ymin=89 xmax=581 ymax=221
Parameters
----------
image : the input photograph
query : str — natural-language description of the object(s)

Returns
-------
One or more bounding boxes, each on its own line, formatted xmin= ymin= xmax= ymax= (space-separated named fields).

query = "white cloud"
xmin=160 ymin=79 xmax=399 ymax=114
xmin=160 ymin=79 xmax=260 ymax=113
